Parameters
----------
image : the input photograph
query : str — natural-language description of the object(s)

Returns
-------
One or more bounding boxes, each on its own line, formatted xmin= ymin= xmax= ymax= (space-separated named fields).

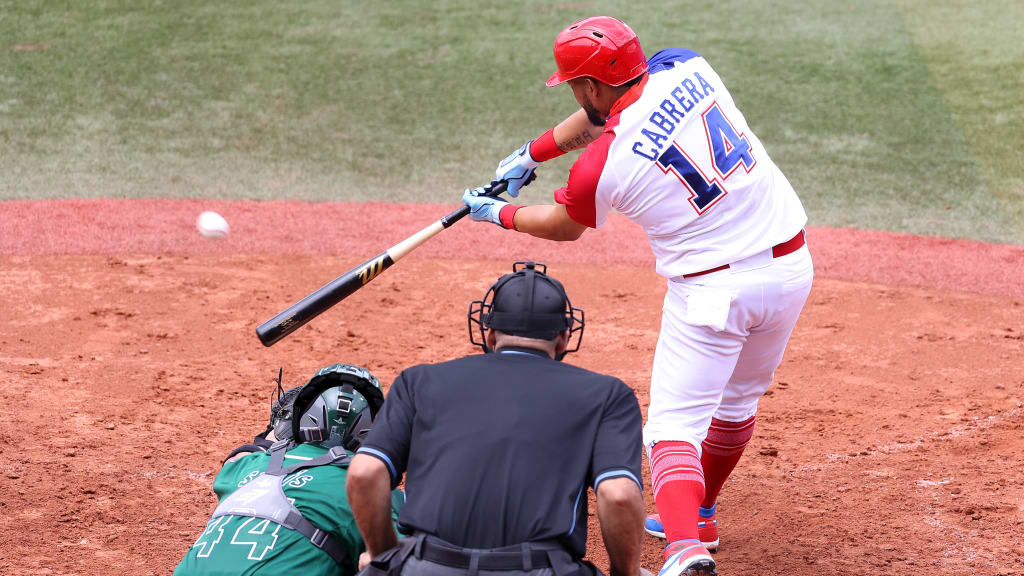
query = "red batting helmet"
xmin=546 ymin=16 xmax=647 ymax=87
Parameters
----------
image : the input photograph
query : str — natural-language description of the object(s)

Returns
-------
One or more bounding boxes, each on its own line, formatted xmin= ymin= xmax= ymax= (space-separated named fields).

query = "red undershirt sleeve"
xmin=529 ymin=128 xmax=564 ymax=162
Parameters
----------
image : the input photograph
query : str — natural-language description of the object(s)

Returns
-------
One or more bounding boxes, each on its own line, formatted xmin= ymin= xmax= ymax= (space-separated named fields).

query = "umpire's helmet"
xmin=468 ymin=262 xmax=584 ymax=359
xmin=290 ymin=364 xmax=385 ymax=451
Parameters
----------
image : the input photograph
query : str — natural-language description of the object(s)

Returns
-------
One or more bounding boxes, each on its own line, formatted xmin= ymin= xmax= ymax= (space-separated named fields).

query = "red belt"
xmin=682 ymin=230 xmax=806 ymax=279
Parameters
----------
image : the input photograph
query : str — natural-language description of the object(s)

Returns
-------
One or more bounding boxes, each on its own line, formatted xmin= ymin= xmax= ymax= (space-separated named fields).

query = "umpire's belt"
xmin=418 ymin=535 xmax=558 ymax=571
xmin=680 ymin=229 xmax=806 ymax=279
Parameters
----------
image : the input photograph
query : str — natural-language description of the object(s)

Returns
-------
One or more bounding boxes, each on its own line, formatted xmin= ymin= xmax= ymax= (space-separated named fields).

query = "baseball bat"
xmin=256 ymin=180 xmax=509 ymax=347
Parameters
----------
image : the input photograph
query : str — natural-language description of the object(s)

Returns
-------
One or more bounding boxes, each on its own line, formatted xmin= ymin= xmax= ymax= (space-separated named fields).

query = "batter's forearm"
xmin=552 ymin=109 xmax=603 ymax=153
xmin=529 ymin=110 xmax=603 ymax=162
xmin=510 ymin=204 xmax=587 ymax=241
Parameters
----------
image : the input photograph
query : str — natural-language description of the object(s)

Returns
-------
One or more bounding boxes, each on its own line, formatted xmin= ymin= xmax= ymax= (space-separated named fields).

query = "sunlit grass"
xmin=0 ymin=0 xmax=1018 ymax=243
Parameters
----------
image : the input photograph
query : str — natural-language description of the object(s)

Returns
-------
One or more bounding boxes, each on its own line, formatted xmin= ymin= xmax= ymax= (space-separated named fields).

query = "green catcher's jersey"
xmin=175 ymin=443 xmax=403 ymax=576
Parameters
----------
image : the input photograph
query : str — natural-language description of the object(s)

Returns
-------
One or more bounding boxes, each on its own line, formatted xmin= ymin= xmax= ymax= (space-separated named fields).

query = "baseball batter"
xmin=462 ymin=16 xmax=814 ymax=576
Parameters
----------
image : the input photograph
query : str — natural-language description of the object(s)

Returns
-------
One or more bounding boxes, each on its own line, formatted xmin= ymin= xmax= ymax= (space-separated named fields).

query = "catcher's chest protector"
xmin=211 ymin=442 xmax=351 ymax=567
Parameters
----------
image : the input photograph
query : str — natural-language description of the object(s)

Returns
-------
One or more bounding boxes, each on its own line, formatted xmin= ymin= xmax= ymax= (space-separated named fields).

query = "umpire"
xmin=347 ymin=262 xmax=645 ymax=576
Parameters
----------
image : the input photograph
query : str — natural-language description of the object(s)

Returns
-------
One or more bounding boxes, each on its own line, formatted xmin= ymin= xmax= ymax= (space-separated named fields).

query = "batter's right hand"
xmin=495 ymin=141 xmax=540 ymax=198
xmin=462 ymin=187 xmax=508 ymax=227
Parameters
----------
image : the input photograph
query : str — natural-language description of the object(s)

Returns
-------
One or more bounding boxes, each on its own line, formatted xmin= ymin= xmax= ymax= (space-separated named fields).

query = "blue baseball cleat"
xmin=645 ymin=505 xmax=719 ymax=552
xmin=645 ymin=513 xmax=666 ymax=538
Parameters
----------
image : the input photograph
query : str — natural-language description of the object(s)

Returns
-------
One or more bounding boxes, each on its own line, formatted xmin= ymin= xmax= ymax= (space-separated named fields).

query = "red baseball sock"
xmin=700 ymin=416 xmax=756 ymax=508
xmin=650 ymin=440 xmax=705 ymax=552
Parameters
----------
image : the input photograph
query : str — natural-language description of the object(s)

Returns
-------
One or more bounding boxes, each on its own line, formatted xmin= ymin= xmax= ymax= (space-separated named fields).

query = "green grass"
xmin=1 ymin=0 xmax=1020 ymax=243
xmin=894 ymin=0 xmax=1024 ymax=241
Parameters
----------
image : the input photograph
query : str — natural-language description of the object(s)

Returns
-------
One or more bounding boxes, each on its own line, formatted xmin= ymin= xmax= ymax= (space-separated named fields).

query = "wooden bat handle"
xmin=441 ymin=179 xmax=508 ymax=227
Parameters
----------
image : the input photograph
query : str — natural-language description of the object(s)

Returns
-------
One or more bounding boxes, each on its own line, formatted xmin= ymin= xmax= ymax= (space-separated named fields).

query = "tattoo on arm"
xmin=557 ymin=129 xmax=597 ymax=153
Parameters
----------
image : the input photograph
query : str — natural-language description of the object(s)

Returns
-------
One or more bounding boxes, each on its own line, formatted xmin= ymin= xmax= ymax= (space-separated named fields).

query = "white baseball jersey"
xmin=554 ymin=49 xmax=807 ymax=278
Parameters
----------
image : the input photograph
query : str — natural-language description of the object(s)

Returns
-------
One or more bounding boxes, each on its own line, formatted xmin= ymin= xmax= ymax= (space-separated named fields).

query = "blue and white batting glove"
xmin=462 ymin=187 xmax=509 ymax=227
xmin=495 ymin=141 xmax=540 ymax=198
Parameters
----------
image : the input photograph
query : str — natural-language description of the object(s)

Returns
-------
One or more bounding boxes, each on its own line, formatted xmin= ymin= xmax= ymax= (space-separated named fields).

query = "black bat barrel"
xmin=256 ymin=251 xmax=394 ymax=347
xmin=255 ymin=179 xmax=509 ymax=347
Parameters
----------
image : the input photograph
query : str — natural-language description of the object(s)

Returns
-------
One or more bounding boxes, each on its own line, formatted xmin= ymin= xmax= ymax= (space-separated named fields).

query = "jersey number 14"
xmin=656 ymin=103 xmax=756 ymax=213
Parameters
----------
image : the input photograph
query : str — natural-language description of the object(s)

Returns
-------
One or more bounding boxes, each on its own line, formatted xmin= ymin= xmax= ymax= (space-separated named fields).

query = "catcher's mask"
xmin=290 ymin=363 xmax=385 ymax=452
xmin=468 ymin=261 xmax=584 ymax=360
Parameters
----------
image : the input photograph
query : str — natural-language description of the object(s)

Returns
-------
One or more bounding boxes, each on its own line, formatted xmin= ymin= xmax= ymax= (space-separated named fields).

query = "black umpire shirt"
xmin=358 ymin=347 xmax=643 ymax=558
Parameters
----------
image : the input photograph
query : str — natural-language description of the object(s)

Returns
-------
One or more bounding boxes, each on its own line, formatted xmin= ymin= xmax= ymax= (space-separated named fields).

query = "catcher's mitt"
xmin=223 ymin=370 xmax=306 ymax=462
xmin=265 ymin=368 xmax=305 ymax=441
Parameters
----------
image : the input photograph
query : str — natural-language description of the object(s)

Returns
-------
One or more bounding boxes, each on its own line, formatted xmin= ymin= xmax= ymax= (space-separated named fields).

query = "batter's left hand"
xmin=495 ymin=141 xmax=540 ymax=198
xmin=358 ymin=551 xmax=372 ymax=570
xmin=462 ymin=187 xmax=508 ymax=227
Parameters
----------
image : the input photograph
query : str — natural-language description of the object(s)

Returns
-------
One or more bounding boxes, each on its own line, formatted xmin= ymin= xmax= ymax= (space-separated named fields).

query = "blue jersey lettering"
xmin=659 ymin=100 xmax=686 ymax=123
xmin=649 ymin=112 xmax=676 ymax=134
xmin=632 ymin=141 xmax=658 ymax=160
xmin=694 ymin=72 xmax=715 ymax=96
xmin=671 ymin=87 xmax=695 ymax=113
xmin=682 ymin=79 xmax=704 ymax=105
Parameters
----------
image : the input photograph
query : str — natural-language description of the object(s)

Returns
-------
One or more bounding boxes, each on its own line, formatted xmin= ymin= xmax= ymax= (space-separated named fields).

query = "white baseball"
xmin=196 ymin=211 xmax=230 ymax=238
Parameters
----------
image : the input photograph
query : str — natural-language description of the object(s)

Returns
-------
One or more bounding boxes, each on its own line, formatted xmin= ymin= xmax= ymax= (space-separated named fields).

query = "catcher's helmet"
xmin=290 ymin=363 xmax=384 ymax=451
xmin=468 ymin=262 xmax=584 ymax=359
xmin=546 ymin=16 xmax=647 ymax=87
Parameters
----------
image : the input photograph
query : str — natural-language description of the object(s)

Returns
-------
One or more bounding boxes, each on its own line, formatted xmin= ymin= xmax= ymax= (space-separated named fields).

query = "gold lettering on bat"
xmin=357 ymin=256 xmax=387 ymax=285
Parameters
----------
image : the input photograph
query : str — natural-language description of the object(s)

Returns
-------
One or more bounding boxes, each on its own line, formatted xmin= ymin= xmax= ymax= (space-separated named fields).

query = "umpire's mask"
xmin=468 ymin=261 xmax=584 ymax=360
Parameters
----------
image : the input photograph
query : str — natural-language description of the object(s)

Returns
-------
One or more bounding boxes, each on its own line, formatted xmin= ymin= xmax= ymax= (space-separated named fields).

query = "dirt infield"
xmin=1 ymin=199 xmax=1022 ymax=575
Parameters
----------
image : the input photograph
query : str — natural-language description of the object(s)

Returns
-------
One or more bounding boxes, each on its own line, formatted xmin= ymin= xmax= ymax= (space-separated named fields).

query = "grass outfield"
xmin=1 ymin=0 xmax=1020 ymax=244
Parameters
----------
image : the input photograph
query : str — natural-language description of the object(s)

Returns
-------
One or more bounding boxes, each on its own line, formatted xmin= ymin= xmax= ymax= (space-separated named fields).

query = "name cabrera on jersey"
xmin=555 ymin=49 xmax=807 ymax=278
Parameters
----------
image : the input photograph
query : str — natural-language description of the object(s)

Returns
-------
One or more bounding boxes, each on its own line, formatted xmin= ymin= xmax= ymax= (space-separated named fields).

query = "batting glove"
xmin=495 ymin=141 xmax=539 ymax=198
xmin=463 ymin=187 xmax=509 ymax=227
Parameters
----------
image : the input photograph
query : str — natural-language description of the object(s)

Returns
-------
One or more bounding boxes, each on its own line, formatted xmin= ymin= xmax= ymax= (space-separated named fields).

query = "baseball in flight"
xmin=196 ymin=211 xmax=230 ymax=238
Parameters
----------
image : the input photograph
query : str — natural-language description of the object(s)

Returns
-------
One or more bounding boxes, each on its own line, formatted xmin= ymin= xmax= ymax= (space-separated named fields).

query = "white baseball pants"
xmin=643 ymin=243 xmax=814 ymax=452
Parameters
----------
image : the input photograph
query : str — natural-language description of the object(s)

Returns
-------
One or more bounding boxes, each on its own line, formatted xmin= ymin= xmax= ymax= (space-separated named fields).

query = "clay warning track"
xmin=1 ymin=199 xmax=1022 ymax=575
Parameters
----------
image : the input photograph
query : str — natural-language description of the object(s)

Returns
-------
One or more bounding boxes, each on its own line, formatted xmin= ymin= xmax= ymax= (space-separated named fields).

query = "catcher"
xmin=174 ymin=363 xmax=404 ymax=576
